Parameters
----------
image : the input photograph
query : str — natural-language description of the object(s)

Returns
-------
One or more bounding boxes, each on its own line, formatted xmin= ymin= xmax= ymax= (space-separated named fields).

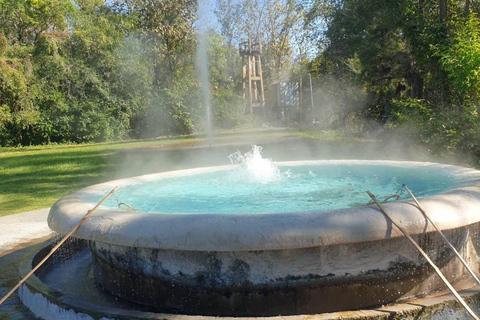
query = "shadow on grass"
xmin=0 ymin=149 xmax=118 ymax=215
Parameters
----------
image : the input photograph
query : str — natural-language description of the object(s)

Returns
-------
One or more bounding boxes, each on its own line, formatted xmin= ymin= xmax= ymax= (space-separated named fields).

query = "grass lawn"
xmin=0 ymin=129 xmax=306 ymax=217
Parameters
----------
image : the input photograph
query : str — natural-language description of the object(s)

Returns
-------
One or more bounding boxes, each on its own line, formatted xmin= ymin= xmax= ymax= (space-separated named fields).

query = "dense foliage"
xmin=0 ymin=0 xmax=246 ymax=146
xmin=305 ymin=0 xmax=480 ymax=157
xmin=1 ymin=0 xmax=480 ymax=160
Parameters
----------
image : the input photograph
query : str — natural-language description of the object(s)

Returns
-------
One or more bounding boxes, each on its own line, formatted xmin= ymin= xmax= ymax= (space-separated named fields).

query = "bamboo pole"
xmin=367 ymin=191 xmax=479 ymax=320
xmin=403 ymin=184 xmax=480 ymax=286
xmin=0 ymin=186 xmax=118 ymax=305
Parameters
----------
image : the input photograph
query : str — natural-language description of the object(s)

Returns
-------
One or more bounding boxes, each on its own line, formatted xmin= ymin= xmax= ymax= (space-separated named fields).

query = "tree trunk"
xmin=473 ymin=90 xmax=479 ymax=116
xmin=439 ymin=0 xmax=447 ymax=24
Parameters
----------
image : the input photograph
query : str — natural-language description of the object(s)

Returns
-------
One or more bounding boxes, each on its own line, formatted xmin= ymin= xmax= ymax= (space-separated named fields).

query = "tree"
xmin=0 ymin=57 xmax=38 ymax=145
xmin=304 ymin=0 xmax=480 ymax=155
xmin=263 ymin=0 xmax=301 ymax=80
xmin=208 ymin=32 xmax=245 ymax=128
xmin=215 ymin=0 xmax=307 ymax=83
xmin=0 ymin=0 xmax=74 ymax=45
xmin=125 ymin=0 xmax=197 ymax=85
xmin=435 ymin=14 xmax=480 ymax=109
xmin=0 ymin=0 xmax=73 ymax=145
xmin=0 ymin=33 xmax=7 ymax=55
xmin=215 ymin=0 xmax=243 ymax=47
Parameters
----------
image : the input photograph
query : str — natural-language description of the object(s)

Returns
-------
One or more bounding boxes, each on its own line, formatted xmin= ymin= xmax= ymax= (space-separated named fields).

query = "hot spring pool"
xmin=96 ymin=161 xmax=473 ymax=214
xmin=47 ymin=151 xmax=480 ymax=316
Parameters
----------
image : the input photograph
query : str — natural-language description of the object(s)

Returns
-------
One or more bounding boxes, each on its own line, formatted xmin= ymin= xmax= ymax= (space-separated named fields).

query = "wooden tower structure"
xmin=239 ymin=37 xmax=265 ymax=114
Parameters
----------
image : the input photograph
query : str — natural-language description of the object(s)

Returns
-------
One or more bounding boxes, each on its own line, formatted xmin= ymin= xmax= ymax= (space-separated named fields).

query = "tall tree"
xmin=0 ymin=0 xmax=74 ymax=45
xmin=125 ymin=0 xmax=197 ymax=85
xmin=305 ymin=0 xmax=480 ymax=154
xmin=215 ymin=0 xmax=243 ymax=47
xmin=215 ymin=0 xmax=307 ymax=82
xmin=263 ymin=0 xmax=299 ymax=79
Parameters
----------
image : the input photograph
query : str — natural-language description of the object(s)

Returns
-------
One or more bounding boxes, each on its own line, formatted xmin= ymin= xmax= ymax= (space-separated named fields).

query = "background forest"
xmin=1 ymin=0 xmax=480 ymax=159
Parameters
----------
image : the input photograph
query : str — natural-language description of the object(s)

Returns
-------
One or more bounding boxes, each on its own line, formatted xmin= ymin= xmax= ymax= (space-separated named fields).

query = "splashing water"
xmin=228 ymin=145 xmax=281 ymax=184
xmin=95 ymin=149 xmax=473 ymax=214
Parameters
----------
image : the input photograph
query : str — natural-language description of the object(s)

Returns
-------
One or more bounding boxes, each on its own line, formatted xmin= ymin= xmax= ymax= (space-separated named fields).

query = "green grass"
xmin=1 ymin=145 xmax=113 ymax=216
xmin=0 ymin=129 xmax=305 ymax=217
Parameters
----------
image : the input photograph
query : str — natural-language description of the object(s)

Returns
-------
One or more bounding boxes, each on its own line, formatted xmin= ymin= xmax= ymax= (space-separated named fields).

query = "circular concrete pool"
xmin=47 ymin=160 xmax=480 ymax=316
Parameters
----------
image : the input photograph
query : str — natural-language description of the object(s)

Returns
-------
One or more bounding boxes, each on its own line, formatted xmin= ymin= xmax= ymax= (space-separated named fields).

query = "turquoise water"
xmin=98 ymin=164 xmax=472 ymax=214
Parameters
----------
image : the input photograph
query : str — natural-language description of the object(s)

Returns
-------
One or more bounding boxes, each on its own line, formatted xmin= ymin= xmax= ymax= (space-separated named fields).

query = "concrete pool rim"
xmin=47 ymin=160 xmax=480 ymax=251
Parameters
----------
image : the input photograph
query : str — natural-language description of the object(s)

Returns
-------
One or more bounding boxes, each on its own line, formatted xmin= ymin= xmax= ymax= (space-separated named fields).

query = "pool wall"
xmin=89 ymin=225 xmax=480 ymax=315
xmin=48 ymin=160 xmax=480 ymax=315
